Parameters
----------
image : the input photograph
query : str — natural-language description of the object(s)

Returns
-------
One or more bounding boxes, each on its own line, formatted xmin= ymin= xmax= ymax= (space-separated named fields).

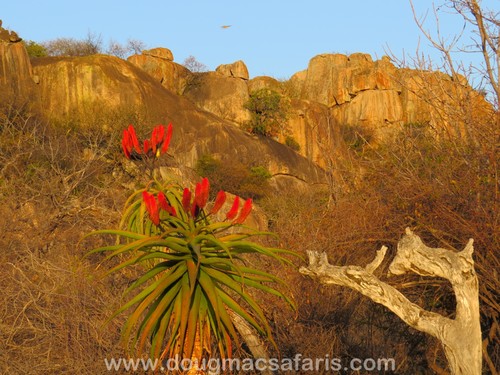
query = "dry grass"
xmin=0 ymin=99 xmax=497 ymax=374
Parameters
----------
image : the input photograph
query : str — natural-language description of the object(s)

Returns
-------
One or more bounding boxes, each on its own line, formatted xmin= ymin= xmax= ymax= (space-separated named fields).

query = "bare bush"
xmin=42 ymin=32 xmax=103 ymax=57
xmin=106 ymin=38 xmax=147 ymax=59
xmin=182 ymin=55 xmax=208 ymax=73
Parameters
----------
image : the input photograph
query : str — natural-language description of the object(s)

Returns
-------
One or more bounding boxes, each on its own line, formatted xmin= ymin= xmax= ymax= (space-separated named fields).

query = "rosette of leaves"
xmin=86 ymin=135 xmax=297 ymax=362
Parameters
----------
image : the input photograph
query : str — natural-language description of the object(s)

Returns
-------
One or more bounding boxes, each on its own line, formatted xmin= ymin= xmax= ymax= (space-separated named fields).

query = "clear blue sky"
xmin=2 ymin=0 xmax=496 ymax=80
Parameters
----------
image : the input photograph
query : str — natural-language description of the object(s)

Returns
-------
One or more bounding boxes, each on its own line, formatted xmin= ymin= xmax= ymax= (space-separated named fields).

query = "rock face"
xmin=248 ymin=76 xmax=281 ymax=93
xmin=142 ymin=47 xmax=174 ymax=61
xmin=127 ymin=49 xmax=191 ymax=95
xmin=0 ymin=21 xmax=35 ymax=101
xmin=183 ymin=71 xmax=251 ymax=124
xmin=285 ymin=99 xmax=336 ymax=169
xmin=32 ymin=55 xmax=174 ymax=118
xmin=29 ymin=54 xmax=325 ymax=187
xmin=300 ymin=53 xmax=400 ymax=107
xmin=290 ymin=52 xmax=489 ymax=141
xmin=215 ymin=60 xmax=249 ymax=80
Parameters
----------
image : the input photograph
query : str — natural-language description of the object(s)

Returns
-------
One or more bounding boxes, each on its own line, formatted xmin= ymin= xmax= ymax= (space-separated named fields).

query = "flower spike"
xmin=142 ymin=191 xmax=160 ymax=225
xmin=161 ymin=123 xmax=173 ymax=154
xmin=127 ymin=125 xmax=142 ymax=154
xmin=194 ymin=178 xmax=210 ymax=209
xmin=226 ymin=196 xmax=240 ymax=220
xmin=210 ymin=190 xmax=227 ymax=214
xmin=234 ymin=198 xmax=252 ymax=224
xmin=158 ymin=191 xmax=177 ymax=217
xmin=182 ymin=188 xmax=192 ymax=213
xmin=122 ymin=130 xmax=132 ymax=159
xmin=121 ymin=123 xmax=174 ymax=161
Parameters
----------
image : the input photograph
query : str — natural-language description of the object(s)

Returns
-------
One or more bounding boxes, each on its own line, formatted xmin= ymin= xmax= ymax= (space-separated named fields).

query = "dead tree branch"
xmin=299 ymin=228 xmax=481 ymax=375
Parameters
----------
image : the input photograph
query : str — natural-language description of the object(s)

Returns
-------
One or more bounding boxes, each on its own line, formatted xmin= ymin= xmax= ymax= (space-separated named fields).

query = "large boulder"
xmin=396 ymin=68 xmax=493 ymax=137
xmin=32 ymin=55 xmax=172 ymax=117
xmin=298 ymin=52 xmax=491 ymax=140
xmin=248 ymin=76 xmax=281 ymax=93
xmin=302 ymin=54 xmax=350 ymax=106
xmin=128 ymin=49 xmax=190 ymax=95
xmin=183 ymin=71 xmax=251 ymax=124
xmin=331 ymin=89 xmax=404 ymax=138
xmin=215 ymin=60 xmax=249 ymax=80
xmin=142 ymin=47 xmax=174 ymax=61
xmin=302 ymin=53 xmax=400 ymax=107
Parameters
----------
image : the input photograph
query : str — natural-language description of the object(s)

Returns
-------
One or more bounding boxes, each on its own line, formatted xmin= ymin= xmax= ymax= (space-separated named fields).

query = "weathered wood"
xmin=299 ymin=228 xmax=482 ymax=375
xmin=231 ymin=311 xmax=274 ymax=375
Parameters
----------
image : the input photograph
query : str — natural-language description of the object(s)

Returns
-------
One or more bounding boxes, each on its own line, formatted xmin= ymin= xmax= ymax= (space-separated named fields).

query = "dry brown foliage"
xmin=0 ymin=81 xmax=497 ymax=374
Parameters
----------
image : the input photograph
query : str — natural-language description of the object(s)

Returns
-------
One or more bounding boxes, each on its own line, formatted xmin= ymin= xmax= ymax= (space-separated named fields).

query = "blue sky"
xmin=2 ymin=1 xmax=496 ymax=80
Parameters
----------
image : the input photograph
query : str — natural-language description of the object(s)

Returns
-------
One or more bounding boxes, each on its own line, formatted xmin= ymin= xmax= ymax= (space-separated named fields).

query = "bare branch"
xmin=300 ymin=228 xmax=482 ymax=374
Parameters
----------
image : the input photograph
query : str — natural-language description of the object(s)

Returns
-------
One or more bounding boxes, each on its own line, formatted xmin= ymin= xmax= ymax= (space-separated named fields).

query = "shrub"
xmin=279 ymin=77 xmax=302 ymax=99
xmin=196 ymin=154 xmax=272 ymax=200
xmin=340 ymin=124 xmax=373 ymax=152
xmin=183 ymin=55 xmax=208 ymax=73
xmin=285 ymin=135 xmax=301 ymax=151
xmin=249 ymin=165 xmax=272 ymax=180
xmin=106 ymin=39 xmax=147 ymax=59
xmin=244 ymin=88 xmax=289 ymax=137
xmin=23 ymin=40 xmax=47 ymax=58
xmin=42 ymin=32 xmax=103 ymax=57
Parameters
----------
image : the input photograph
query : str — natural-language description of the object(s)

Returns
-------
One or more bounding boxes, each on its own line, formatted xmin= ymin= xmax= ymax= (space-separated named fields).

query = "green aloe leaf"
xmin=86 ymin=173 xmax=298 ymax=362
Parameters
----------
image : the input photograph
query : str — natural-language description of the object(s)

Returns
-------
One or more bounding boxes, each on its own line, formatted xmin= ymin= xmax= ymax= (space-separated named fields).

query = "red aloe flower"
xmin=234 ymin=198 xmax=252 ymax=224
xmin=151 ymin=125 xmax=165 ymax=155
xmin=226 ymin=196 xmax=240 ymax=220
xmin=167 ymin=205 xmax=177 ymax=217
xmin=122 ymin=129 xmax=132 ymax=159
xmin=161 ymin=123 xmax=173 ymax=154
xmin=121 ymin=123 xmax=173 ymax=160
xmin=210 ymin=190 xmax=227 ymax=214
xmin=142 ymin=191 xmax=160 ymax=225
xmin=127 ymin=125 xmax=142 ymax=154
xmin=150 ymin=127 xmax=157 ymax=154
xmin=157 ymin=191 xmax=168 ymax=210
xmin=158 ymin=191 xmax=177 ymax=217
xmin=182 ymin=188 xmax=192 ymax=213
xmin=194 ymin=178 xmax=210 ymax=209
xmin=143 ymin=139 xmax=151 ymax=155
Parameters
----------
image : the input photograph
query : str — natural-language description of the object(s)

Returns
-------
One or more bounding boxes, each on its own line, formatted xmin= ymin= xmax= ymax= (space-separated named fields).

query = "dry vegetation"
xmin=0 ymin=103 xmax=150 ymax=374
xmin=1 ymin=86 xmax=497 ymax=374
xmin=0 ymin=1 xmax=498 ymax=370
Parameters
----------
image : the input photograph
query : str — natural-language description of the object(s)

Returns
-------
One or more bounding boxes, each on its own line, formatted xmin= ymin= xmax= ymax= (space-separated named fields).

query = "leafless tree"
xmin=183 ymin=55 xmax=208 ymax=73
xmin=42 ymin=31 xmax=103 ymax=57
xmin=106 ymin=39 xmax=147 ymax=59
xmin=407 ymin=0 xmax=498 ymax=107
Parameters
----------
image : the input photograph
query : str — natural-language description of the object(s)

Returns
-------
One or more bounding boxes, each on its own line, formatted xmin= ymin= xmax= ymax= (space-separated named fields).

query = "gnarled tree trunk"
xmin=299 ymin=228 xmax=481 ymax=375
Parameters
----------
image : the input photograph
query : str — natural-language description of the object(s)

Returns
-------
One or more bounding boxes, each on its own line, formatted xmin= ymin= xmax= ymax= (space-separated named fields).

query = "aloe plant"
xmin=86 ymin=124 xmax=297 ymax=364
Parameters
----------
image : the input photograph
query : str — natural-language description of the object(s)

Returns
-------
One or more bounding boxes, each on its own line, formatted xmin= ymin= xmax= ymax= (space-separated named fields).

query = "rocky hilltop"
xmin=0 ymin=22 xmax=490 ymax=176
xmin=124 ymin=47 xmax=490 ymax=167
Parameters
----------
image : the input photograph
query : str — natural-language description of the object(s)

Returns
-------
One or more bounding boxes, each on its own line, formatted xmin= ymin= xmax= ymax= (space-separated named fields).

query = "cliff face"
xmin=0 ymin=21 xmax=35 ymax=101
xmin=183 ymin=71 xmax=251 ymax=124
xmin=295 ymin=53 xmax=492 ymax=140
